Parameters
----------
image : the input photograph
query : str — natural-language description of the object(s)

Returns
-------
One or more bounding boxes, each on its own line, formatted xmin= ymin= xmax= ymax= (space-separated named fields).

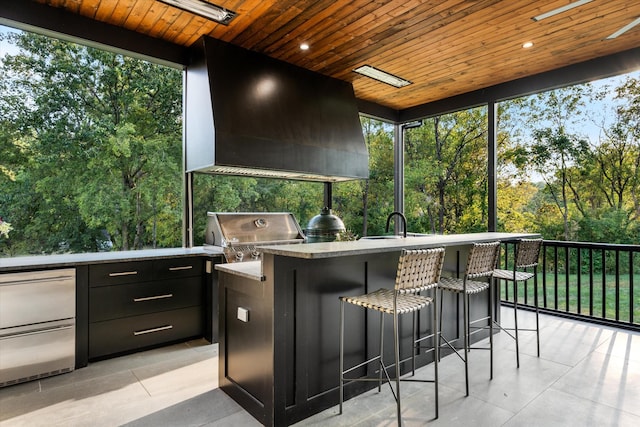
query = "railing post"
xmin=554 ymin=247 xmax=559 ymax=311
xmin=615 ymin=250 xmax=620 ymax=322
xmin=542 ymin=246 xmax=548 ymax=309
xmin=630 ymin=252 xmax=635 ymax=325
xmin=601 ymin=249 xmax=606 ymax=320
xmin=577 ymin=248 xmax=582 ymax=315
xmin=589 ymin=248 xmax=594 ymax=317
xmin=565 ymin=246 xmax=570 ymax=313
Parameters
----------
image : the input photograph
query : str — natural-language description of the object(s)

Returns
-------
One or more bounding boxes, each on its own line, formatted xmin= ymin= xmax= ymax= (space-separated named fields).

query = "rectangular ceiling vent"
xmin=354 ymin=65 xmax=412 ymax=88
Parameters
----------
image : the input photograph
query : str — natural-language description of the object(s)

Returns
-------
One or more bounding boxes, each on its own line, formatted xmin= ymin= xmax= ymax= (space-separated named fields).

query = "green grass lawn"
xmin=499 ymin=273 xmax=640 ymax=325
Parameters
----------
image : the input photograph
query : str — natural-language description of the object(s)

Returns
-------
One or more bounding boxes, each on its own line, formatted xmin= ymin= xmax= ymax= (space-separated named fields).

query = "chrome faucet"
xmin=385 ymin=211 xmax=407 ymax=238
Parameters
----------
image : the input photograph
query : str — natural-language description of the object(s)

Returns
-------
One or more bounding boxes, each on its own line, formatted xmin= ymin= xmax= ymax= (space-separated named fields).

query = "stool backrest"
xmin=465 ymin=241 xmax=501 ymax=279
xmin=515 ymin=238 xmax=543 ymax=269
xmin=395 ymin=248 xmax=445 ymax=294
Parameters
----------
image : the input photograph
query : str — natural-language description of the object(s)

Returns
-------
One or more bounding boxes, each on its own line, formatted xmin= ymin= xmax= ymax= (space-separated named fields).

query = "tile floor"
xmin=1 ymin=308 xmax=639 ymax=426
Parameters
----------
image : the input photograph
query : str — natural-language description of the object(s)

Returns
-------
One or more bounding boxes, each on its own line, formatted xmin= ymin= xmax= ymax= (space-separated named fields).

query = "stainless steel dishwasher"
xmin=0 ymin=268 xmax=76 ymax=387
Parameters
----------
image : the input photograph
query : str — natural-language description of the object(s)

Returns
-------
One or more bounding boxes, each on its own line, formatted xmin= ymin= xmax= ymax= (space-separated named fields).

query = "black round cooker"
xmin=305 ymin=207 xmax=346 ymax=243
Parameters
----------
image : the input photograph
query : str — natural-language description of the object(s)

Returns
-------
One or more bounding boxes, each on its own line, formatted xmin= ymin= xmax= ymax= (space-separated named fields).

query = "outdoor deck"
xmin=1 ymin=307 xmax=638 ymax=426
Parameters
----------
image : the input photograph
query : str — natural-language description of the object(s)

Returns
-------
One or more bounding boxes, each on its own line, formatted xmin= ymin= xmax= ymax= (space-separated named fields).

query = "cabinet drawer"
xmin=0 ymin=269 xmax=75 ymax=329
xmin=153 ymin=257 xmax=202 ymax=280
xmin=89 ymin=306 xmax=203 ymax=359
xmin=89 ymin=276 xmax=202 ymax=322
xmin=89 ymin=261 xmax=153 ymax=287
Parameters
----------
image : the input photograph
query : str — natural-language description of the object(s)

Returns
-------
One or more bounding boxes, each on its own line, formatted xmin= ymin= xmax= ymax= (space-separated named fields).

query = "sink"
xmin=359 ymin=233 xmax=433 ymax=240
xmin=405 ymin=232 xmax=433 ymax=237
xmin=359 ymin=235 xmax=404 ymax=240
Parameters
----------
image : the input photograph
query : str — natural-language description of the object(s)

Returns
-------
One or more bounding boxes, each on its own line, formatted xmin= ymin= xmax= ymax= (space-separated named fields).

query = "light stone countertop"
xmin=259 ymin=232 xmax=540 ymax=259
xmin=0 ymin=246 xmax=223 ymax=272
xmin=214 ymin=260 xmax=263 ymax=281
xmin=213 ymin=232 xmax=540 ymax=282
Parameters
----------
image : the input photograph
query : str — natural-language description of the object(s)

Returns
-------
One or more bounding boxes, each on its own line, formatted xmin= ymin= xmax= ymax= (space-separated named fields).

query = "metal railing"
xmin=498 ymin=240 xmax=640 ymax=332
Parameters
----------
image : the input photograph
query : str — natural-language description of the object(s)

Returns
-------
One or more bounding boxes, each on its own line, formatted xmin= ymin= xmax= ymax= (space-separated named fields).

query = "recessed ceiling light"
xmin=158 ymin=0 xmax=237 ymax=25
xmin=605 ymin=17 xmax=640 ymax=40
xmin=532 ymin=0 xmax=593 ymax=22
xmin=522 ymin=41 xmax=534 ymax=49
xmin=353 ymin=65 xmax=412 ymax=88
xmin=300 ymin=43 xmax=309 ymax=50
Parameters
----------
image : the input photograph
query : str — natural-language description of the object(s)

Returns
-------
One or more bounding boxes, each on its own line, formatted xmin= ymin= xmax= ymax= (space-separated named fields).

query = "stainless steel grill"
xmin=204 ymin=212 xmax=306 ymax=263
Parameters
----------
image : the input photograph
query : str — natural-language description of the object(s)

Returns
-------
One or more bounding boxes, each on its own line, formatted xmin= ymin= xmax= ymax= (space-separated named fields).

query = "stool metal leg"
xmin=433 ymin=288 xmax=439 ymax=419
xmin=514 ymin=277 xmax=520 ymax=368
xmin=438 ymin=289 xmax=444 ymax=361
xmin=534 ymin=269 xmax=540 ymax=357
xmin=379 ymin=311 xmax=384 ymax=392
xmin=411 ymin=311 xmax=417 ymax=376
xmin=489 ymin=278 xmax=494 ymax=380
xmin=463 ymin=289 xmax=469 ymax=396
xmin=393 ymin=309 xmax=402 ymax=426
xmin=339 ymin=299 xmax=344 ymax=414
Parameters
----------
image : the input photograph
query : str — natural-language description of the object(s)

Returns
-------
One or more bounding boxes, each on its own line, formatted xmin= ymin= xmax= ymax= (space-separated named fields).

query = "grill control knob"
xmin=235 ymin=252 xmax=244 ymax=262
xmin=251 ymin=250 xmax=261 ymax=260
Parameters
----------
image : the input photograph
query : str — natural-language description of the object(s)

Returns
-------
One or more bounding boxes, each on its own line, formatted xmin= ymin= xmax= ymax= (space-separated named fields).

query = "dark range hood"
xmin=185 ymin=37 xmax=369 ymax=182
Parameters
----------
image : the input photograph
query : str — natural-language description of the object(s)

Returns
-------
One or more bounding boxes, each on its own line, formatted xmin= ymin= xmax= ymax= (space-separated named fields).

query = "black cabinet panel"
xmin=225 ymin=287 xmax=269 ymax=404
xmin=205 ymin=256 xmax=223 ymax=343
xmin=89 ymin=261 xmax=153 ymax=287
xmin=89 ymin=277 xmax=202 ymax=322
xmin=89 ymin=306 xmax=203 ymax=359
xmin=153 ymin=257 xmax=202 ymax=280
xmin=88 ymin=256 xmax=206 ymax=361
xmin=75 ymin=265 xmax=89 ymax=368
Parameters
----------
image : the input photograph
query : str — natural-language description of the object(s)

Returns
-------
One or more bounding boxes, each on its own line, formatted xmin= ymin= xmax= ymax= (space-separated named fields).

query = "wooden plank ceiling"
xmin=33 ymin=0 xmax=640 ymax=110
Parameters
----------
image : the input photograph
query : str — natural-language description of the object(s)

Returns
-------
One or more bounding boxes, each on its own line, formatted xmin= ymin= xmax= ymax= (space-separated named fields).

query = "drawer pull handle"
xmin=133 ymin=325 xmax=173 ymax=336
xmin=0 ymin=324 xmax=73 ymax=339
xmin=0 ymin=275 xmax=74 ymax=286
xmin=169 ymin=266 xmax=193 ymax=271
xmin=133 ymin=293 xmax=173 ymax=302
xmin=109 ymin=271 xmax=138 ymax=277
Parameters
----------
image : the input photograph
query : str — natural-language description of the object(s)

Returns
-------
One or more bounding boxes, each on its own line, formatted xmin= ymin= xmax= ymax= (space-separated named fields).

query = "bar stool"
xmin=438 ymin=241 xmax=500 ymax=396
xmin=339 ymin=247 xmax=445 ymax=425
xmin=493 ymin=238 xmax=543 ymax=367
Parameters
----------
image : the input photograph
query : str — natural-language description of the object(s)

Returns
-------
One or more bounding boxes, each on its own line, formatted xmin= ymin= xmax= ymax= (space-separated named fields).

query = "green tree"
xmin=508 ymin=86 xmax=591 ymax=240
xmin=496 ymin=181 xmax=538 ymax=232
xmin=405 ymin=107 xmax=488 ymax=234
xmin=339 ymin=117 xmax=394 ymax=236
xmin=0 ymin=31 xmax=182 ymax=254
xmin=574 ymin=76 xmax=640 ymax=243
xmin=612 ymin=77 xmax=640 ymax=224
xmin=499 ymin=76 xmax=639 ymax=243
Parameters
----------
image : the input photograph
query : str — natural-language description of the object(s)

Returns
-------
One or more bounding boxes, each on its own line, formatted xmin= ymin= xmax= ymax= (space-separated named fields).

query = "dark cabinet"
xmin=204 ymin=255 xmax=223 ymax=343
xmin=89 ymin=260 xmax=154 ymax=286
xmin=89 ymin=277 xmax=202 ymax=322
xmin=88 ymin=257 xmax=204 ymax=360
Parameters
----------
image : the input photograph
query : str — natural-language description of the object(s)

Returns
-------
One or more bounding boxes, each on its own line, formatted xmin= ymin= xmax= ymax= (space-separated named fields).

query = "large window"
xmin=497 ymin=72 xmax=640 ymax=243
xmin=404 ymin=107 xmax=489 ymax=234
xmin=192 ymin=175 xmax=323 ymax=245
xmin=0 ymin=27 xmax=184 ymax=256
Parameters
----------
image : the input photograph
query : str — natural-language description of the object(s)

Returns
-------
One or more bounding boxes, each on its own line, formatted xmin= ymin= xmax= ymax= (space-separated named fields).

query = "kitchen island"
xmin=215 ymin=232 xmax=539 ymax=426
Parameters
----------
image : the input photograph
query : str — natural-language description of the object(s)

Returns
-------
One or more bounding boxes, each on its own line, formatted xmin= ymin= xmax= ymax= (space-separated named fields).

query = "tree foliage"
xmin=1 ymin=31 xmax=183 ymax=254
xmin=404 ymin=108 xmax=489 ymax=234
xmin=501 ymin=77 xmax=640 ymax=243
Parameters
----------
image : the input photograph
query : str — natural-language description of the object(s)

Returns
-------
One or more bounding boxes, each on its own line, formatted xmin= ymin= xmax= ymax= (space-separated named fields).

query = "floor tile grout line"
xmin=131 ymin=369 xmax=153 ymax=397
